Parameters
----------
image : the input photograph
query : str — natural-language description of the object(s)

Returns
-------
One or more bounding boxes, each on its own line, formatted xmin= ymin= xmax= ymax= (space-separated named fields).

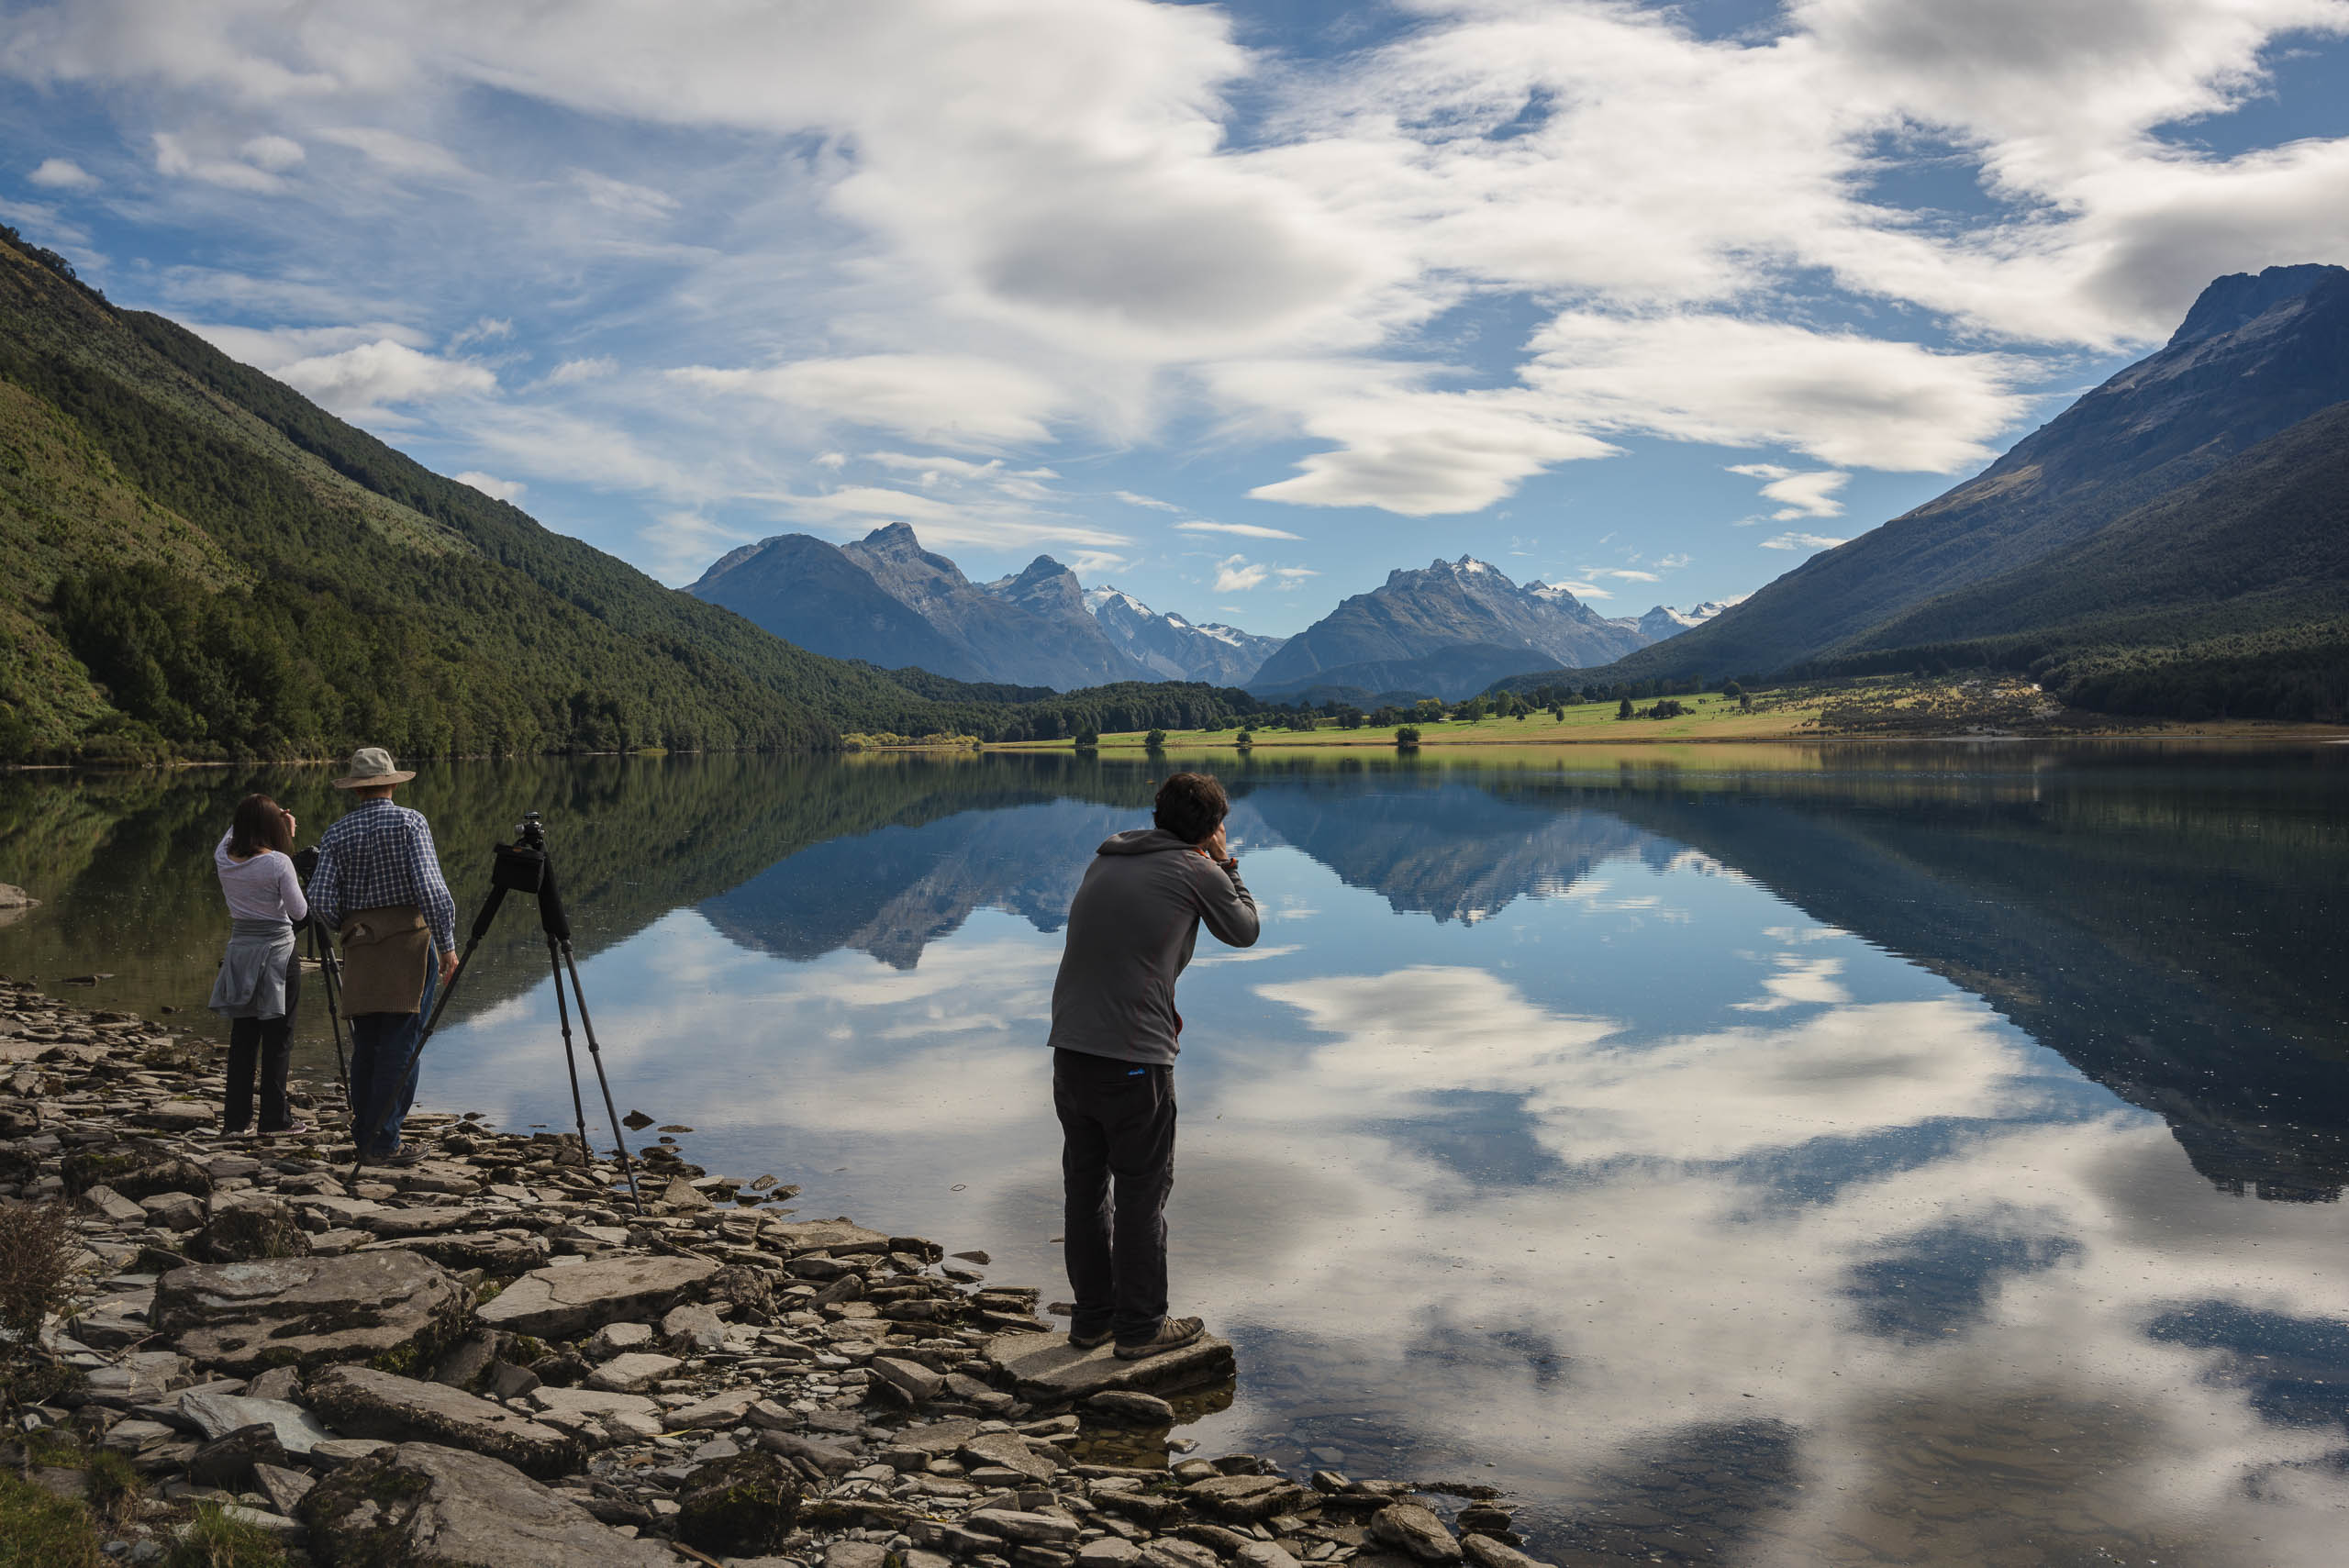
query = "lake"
xmin=6 ymin=743 xmax=2348 ymax=1565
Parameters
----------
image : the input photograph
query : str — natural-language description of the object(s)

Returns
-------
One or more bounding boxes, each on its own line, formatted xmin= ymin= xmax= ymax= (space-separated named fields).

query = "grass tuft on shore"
xmin=0 ymin=1470 xmax=108 ymax=1568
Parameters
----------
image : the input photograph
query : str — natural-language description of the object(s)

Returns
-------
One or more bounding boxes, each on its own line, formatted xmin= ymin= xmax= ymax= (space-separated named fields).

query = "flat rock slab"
xmin=1187 ymin=1473 xmax=1310 ymax=1523
xmin=153 ymin=1252 xmax=470 ymax=1376
xmin=583 ymin=1351 xmax=681 ymax=1393
xmin=179 ymin=1391 xmax=336 ymax=1455
xmin=305 ymin=1365 xmax=580 ymax=1480
xmin=475 ymin=1254 xmax=718 ymax=1339
xmin=527 ymin=1385 xmax=662 ymax=1424
xmin=985 ymin=1330 xmax=1236 ymax=1404
xmin=299 ymin=1440 xmax=674 ymax=1568
xmin=765 ymin=1219 xmax=890 ymax=1256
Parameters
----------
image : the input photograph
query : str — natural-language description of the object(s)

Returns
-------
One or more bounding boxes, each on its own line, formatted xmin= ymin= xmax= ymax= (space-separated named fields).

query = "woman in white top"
xmin=208 ymin=794 xmax=309 ymax=1136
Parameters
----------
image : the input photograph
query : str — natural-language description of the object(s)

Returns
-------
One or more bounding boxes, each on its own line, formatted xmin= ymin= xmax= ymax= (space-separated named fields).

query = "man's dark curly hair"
xmin=1153 ymin=772 xmax=1229 ymax=844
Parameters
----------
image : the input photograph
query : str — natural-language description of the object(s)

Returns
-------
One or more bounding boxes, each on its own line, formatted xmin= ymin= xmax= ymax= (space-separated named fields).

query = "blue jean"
xmin=349 ymin=962 xmax=436 ymax=1157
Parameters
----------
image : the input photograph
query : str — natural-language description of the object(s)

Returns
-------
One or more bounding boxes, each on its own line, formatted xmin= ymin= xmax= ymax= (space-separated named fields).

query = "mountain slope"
xmin=1603 ymin=264 xmax=2349 ymax=684
xmin=979 ymin=554 xmax=1156 ymax=686
xmin=686 ymin=532 xmax=977 ymax=678
xmin=1085 ymin=586 xmax=1281 ymax=684
xmin=1252 ymin=556 xmax=1651 ymax=694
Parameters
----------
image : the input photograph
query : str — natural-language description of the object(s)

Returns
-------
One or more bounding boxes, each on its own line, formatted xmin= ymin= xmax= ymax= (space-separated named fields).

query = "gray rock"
xmin=1141 ymin=1541 xmax=1222 ymax=1568
xmin=765 ymin=1218 xmax=891 ymax=1256
xmin=1083 ymin=1389 xmax=1174 ymax=1425
xmin=298 ymin=1440 xmax=673 ymax=1567
xmin=1080 ymin=1540 xmax=1142 ymax=1567
xmin=584 ymin=1321 xmax=653 ymax=1361
xmin=826 ymin=1541 xmax=893 ymax=1568
xmin=583 ymin=1351 xmax=681 ymax=1393
xmin=190 ymin=1422 xmax=289 ymax=1488
xmin=191 ymin=1197 xmax=313 ymax=1263
xmin=305 ymin=1364 xmax=581 ymax=1480
xmin=253 ymin=1462 xmax=315 ymax=1518
xmin=871 ymin=1354 xmax=945 ymax=1404
xmin=755 ymin=1428 xmax=862 ymax=1476
xmin=475 ymin=1254 xmax=718 ymax=1339
xmin=140 ymin=1192 xmax=206 ymax=1231
xmin=306 ymin=1437 xmax=393 ymax=1468
xmin=178 ymin=1391 xmax=335 ymax=1455
xmin=485 ymin=1361 xmax=541 ymax=1400
xmin=1186 ymin=1473 xmax=1308 ymax=1524
xmin=79 ymin=1184 xmax=146 ymax=1224
xmin=1372 ymin=1504 xmax=1464 ymax=1564
xmin=960 ymin=1430 xmax=1057 ymax=1484
xmin=153 ymin=1251 xmax=470 ymax=1375
xmin=968 ymin=1508 xmax=1083 ymax=1545
xmin=1461 ymin=1537 xmax=1556 ymax=1568
xmin=985 ymin=1329 xmax=1235 ymax=1404
xmin=674 ymin=1449 xmax=801 ymax=1557
xmin=363 ymin=1231 xmax=550 ymax=1273
xmin=662 ymin=1301 xmax=728 ymax=1353
xmin=247 ymin=1366 xmax=302 ymax=1402
xmin=663 ymin=1388 xmax=760 ymax=1431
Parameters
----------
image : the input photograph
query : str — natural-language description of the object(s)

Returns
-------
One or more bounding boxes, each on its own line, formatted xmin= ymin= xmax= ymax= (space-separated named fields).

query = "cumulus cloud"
xmin=453 ymin=471 xmax=525 ymax=503
xmin=1214 ymin=555 xmax=1271 ymax=592
xmin=271 ymin=339 xmax=496 ymax=418
xmin=27 ymin=157 xmax=96 ymax=190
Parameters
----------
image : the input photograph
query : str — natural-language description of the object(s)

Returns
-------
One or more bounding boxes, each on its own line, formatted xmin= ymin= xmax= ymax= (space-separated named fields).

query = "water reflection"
xmin=5 ymin=744 xmax=2348 ymax=1564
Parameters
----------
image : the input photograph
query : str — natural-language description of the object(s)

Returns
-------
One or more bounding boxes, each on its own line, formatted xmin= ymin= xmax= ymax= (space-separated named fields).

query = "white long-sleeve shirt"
xmin=215 ymin=833 xmax=309 ymax=923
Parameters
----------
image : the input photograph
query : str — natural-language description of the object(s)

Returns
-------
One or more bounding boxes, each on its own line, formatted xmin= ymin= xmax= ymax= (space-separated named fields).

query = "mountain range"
xmin=1533 ymin=263 xmax=2349 ymax=717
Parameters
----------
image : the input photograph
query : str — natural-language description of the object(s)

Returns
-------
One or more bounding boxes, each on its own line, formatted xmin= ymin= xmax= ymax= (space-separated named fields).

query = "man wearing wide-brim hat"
xmin=306 ymin=747 xmax=458 ymax=1167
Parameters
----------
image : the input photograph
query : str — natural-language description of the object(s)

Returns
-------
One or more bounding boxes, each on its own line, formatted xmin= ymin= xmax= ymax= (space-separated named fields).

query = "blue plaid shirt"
xmin=309 ymin=798 xmax=457 ymax=953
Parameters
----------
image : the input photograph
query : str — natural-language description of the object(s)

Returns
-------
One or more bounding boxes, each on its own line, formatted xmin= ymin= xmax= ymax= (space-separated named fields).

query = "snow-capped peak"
xmin=1083 ymin=585 xmax=1152 ymax=617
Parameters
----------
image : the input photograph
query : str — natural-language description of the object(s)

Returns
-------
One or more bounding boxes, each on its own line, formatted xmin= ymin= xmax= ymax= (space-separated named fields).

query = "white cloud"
xmin=151 ymin=131 xmax=287 ymax=192
xmin=446 ymin=317 xmax=512 ymax=352
xmin=1174 ymin=520 xmax=1303 ymax=539
xmin=1112 ymin=490 xmax=1181 ymax=511
xmin=537 ymin=355 xmax=616 ymax=386
xmin=314 ymin=125 xmax=469 ymax=179
xmin=670 ymin=355 xmax=1066 ymax=450
xmin=239 ymin=134 xmax=305 ymax=172
xmin=27 ymin=157 xmax=96 ymax=190
xmin=1761 ymin=531 xmax=1851 ymax=551
xmin=1550 ymin=579 xmax=1613 ymax=598
xmin=1215 ymin=554 xmax=1270 ymax=592
xmin=272 ymin=339 xmax=496 ymax=417
xmin=1736 ymin=466 xmax=1852 ymax=520
xmin=453 ymin=471 xmax=526 ymax=503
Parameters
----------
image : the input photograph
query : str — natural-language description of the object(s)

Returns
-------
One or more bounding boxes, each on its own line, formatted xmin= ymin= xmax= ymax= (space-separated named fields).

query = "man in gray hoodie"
xmin=1048 ymin=771 xmax=1259 ymax=1360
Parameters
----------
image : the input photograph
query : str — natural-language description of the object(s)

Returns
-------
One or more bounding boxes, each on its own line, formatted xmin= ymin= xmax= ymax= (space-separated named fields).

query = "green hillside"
xmin=0 ymin=227 xmax=1252 ymax=762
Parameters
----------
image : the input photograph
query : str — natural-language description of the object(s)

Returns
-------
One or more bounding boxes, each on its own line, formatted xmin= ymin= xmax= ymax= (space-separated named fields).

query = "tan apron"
xmin=340 ymin=906 xmax=431 ymax=1015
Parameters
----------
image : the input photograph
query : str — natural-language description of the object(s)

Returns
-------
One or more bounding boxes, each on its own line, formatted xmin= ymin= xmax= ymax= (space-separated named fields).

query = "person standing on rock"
xmin=306 ymin=748 xmax=458 ymax=1167
xmin=1048 ymin=770 xmax=1258 ymax=1359
xmin=208 ymin=793 xmax=310 ymax=1138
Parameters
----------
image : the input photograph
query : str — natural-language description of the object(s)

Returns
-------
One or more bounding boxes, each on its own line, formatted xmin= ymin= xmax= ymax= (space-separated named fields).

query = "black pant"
xmin=1054 ymin=1048 xmax=1177 ymax=1344
xmin=225 ymin=1017 xmax=293 ymax=1134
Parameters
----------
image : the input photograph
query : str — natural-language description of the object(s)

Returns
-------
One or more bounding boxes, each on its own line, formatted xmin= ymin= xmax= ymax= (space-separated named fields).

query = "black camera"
xmin=492 ymin=810 xmax=549 ymax=894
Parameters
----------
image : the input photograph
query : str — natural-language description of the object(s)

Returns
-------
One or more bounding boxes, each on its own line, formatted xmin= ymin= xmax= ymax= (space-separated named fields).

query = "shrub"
xmin=1616 ymin=697 xmax=1635 ymax=719
xmin=1395 ymin=726 xmax=1421 ymax=747
xmin=1234 ymin=728 xmax=1253 ymax=746
xmin=1145 ymin=728 xmax=1167 ymax=748
xmin=1074 ymin=728 xmax=1100 ymax=749
xmin=0 ymin=1201 xmax=76 ymax=1394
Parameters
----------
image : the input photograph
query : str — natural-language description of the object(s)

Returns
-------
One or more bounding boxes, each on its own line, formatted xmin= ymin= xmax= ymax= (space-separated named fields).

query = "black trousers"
xmin=225 ymin=1016 xmax=293 ymax=1134
xmin=1054 ymin=1048 xmax=1177 ymax=1344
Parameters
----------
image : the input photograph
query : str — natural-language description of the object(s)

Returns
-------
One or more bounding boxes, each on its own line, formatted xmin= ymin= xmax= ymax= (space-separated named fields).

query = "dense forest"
xmin=0 ymin=227 xmax=1283 ymax=763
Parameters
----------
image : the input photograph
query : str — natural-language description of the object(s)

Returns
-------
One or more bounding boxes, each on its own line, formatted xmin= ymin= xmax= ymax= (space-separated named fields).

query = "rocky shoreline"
xmin=0 ymin=977 xmax=1547 ymax=1568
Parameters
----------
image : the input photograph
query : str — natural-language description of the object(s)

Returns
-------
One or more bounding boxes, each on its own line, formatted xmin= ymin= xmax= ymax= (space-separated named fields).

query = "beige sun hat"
xmin=332 ymin=746 xmax=417 ymax=789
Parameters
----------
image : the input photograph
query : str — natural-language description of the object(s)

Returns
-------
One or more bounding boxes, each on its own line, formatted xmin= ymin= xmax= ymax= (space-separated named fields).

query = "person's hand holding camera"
xmin=1197 ymin=824 xmax=1235 ymax=873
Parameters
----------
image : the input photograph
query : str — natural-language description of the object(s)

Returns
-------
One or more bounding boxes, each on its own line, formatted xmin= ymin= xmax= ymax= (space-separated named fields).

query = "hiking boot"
xmin=1115 ymin=1316 xmax=1205 ymax=1361
xmin=1069 ymin=1326 xmax=1114 ymax=1351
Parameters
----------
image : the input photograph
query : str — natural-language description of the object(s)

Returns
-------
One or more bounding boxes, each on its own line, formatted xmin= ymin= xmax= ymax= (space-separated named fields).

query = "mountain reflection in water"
xmin=4 ymin=744 xmax=2345 ymax=1564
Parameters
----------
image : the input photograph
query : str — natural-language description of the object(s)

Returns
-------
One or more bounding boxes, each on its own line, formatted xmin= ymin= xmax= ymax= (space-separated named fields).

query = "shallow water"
xmin=6 ymin=744 xmax=2348 ymax=1565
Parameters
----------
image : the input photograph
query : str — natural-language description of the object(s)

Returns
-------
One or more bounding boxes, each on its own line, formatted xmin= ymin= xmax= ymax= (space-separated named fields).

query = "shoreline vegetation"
xmin=0 ymin=979 xmax=1531 ymax=1568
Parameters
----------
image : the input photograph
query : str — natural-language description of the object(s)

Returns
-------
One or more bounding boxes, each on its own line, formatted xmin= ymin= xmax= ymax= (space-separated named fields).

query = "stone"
xmin=475 ymin=1254 xmax=718 ymax=1339
xmin=826 ymin=1543 xmax=893 ymax=1568
xmin=585 ymin=1321 xmax=653 ymax=1361
xmin=766 ymin=1218 xmax=891 ymax=1256
xmin=191 ymin=1197 xmax=313 ymax=1263
xmin=657 ymin=1175 xmax=710 ymax=1212
xmin=63 ymin=1146 xmax=212 ymax=1202
xmin=664 ymin=1388 xmax=761 ymax=1431
xmin=178 ymin=1392 xmax=335 ymax=1455
xmin=527 ymin=1385 xmax=662 ymax=1426
xmin=674 ymin=1449 xmax=802 ymax=1557
xmin=1080 ymin=1540 xmax=1142 ymax=1567
xmin=299 ymin=1440 xmax=674 ymax=1567
xmin=756 ymin=1429 xmax=862 ymax=1476
xmin=190 ymin=1422 xmax=290 ymax=1489
xmin=247 ymin=1366 xmax=302 ymax=1402
xmin=969 ymin=1508 xmax=1083 ymax=1546
xmin=584 ymin=1352 xmax=682 ymax=1393
xmin=1187 ymin=1474 xmax=1309 ymax=1525
xmin=1083 ymin=1390 xmax=1174 ymax=1425
xmin=985 ymin=1330 xmax=1236 ymax=1404
xmin=429 ymin=1329 xmax=500 ymax=1391
xmin=79 ymin=1184 xmax=147 ymax=1224
xmin=305 ymin=1364 xmax=581 ymax=1480
xmin=1372 ymin=1505 xmax=1463 ymax=1564
xmin=1460 ymin=1538 xmax=1555 ymax=1568
xmin=705 ymin=1262 xmax=778 ymax=1317
xmin=210 ymin=1503 xmax=305 ymax=1540
xmin=365 ymin=1231 xmax=550 ymax=1273
xmin=134 ymin=1101 xmax=214 ymax=1132
xmin=891 ymin=1417 xmax=983 ymax=1457
xmin=252 ymin=1462 xmax=315 ymax=1517
xmin=306 ymin=1438 xmax=393 ymax=1469
xmin=1141 ymin=1541 xmax=1222 ymax=1568
xmin=139 ymin=1192 xmax=206 ymax=1231
xmin=872 ymin=1354 xmax=946 ymax=1404
xmin=662 ymin=1301 xmax=728 ymax=1352
xmin=485 ymin=1361 xmax=541 ymax=1400
xmin=961 ymin=1431 xmax=1058 ymax=1484
xmin=153 ymin=1252 xmax=470 ymax=1376
xmin=83 ymin=1350 xmax=186 ymax=1405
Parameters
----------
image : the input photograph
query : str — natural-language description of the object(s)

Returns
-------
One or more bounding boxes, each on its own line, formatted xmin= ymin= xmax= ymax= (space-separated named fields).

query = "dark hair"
xmin=1153 ymin=773 xmax=1228 ymax=844
xmin=229 ymin=794 xmax=294 ymax=858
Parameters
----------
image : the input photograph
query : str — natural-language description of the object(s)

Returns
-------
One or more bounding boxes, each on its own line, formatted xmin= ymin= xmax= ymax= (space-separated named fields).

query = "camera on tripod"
xmin=493 ymin=811 xmax=549 ymax=895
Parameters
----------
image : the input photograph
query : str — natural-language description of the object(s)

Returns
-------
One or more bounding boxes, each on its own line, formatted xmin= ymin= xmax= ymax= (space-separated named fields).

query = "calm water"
xmin=6 ymin=745 xmax=2349 ymax=1565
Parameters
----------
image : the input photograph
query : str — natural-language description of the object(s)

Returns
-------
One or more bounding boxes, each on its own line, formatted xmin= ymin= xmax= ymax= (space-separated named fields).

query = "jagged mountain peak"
xmin=2168 ymin=263 xmax=2349 ymax=349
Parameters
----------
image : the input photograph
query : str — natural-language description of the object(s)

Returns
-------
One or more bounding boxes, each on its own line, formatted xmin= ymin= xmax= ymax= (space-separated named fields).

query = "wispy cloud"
xmin=1760 ymin=532 xmax=1849 ymax=552
xmin=1175 ymin=520 xmax=1303 ymax=540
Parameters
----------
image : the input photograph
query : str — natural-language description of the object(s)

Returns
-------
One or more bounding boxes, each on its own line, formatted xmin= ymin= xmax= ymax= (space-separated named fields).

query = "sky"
xmin=4 ymin=0 xmax=2348 ymax=638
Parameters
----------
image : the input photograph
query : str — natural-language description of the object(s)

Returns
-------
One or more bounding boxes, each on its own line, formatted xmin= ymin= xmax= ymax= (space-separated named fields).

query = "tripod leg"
xmin=309 ymin=922 xmax=351 ymax=1093
xmin=546 ymin=936 xmax=594 ymax=1176
xmin=560 ymin=941 xmax=644 ymax=1215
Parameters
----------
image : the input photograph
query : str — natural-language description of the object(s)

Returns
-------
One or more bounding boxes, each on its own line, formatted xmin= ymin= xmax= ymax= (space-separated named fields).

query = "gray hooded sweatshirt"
xmin=1046 ymin=828 xmax=1261 ymax=1065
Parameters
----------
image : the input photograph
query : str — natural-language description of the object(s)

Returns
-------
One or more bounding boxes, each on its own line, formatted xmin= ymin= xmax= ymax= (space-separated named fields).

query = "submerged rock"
xmin=985 ymin=1328 xmax=1237 ymax=1402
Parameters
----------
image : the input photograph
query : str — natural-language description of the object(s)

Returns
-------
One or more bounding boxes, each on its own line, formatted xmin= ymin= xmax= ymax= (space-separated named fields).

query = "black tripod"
xmin=366 ymin=812 xmax=644 ymax=1211
xmin=291 ymin=848 xmax=351 ymax=1096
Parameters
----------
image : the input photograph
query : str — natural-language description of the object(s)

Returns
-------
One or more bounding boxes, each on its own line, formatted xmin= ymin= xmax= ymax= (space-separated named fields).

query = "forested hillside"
xmin=0 ymin=228 xmax=1253 ymax=762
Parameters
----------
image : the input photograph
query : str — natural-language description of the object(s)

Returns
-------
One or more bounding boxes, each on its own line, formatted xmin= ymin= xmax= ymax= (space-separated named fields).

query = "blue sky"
xmin=4 ymin=0 xmax=2347 ymax=637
